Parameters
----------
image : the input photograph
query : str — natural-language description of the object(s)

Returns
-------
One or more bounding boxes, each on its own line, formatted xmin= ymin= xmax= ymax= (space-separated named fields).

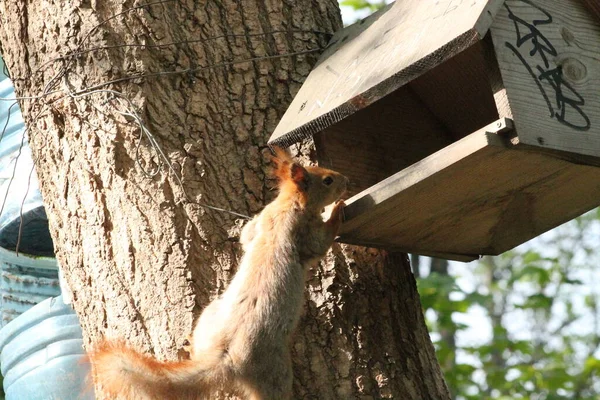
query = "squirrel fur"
xmin=88 ymin=148 xmax=348 ymax=400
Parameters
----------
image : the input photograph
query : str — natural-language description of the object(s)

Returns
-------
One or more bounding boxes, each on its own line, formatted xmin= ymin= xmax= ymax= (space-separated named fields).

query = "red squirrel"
xmin=88 ymin=148 xmax=348 ymax=399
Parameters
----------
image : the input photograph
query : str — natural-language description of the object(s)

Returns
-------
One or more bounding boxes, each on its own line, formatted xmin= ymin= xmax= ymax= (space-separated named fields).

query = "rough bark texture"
xmin=0 ymin=1 xmax=450 ymax=398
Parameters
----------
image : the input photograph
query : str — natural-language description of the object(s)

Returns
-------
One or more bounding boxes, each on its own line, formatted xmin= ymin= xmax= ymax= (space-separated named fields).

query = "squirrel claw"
xmin=331 ymin=200 xmax=345 ymax=221
xmin=327 ymin=200 xmax=345 ymax=233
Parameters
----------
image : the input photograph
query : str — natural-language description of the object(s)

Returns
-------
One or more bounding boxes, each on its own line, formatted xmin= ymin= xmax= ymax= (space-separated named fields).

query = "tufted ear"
xmin=271 ymin=146 xmax=292 ymax=181
xmin=289 ymin=162 xmax=308 ymax=191
xmin=271 ymin=146 xmax=308 ymax=191
xmin=272 ymin=146 xmax=294 ymax=165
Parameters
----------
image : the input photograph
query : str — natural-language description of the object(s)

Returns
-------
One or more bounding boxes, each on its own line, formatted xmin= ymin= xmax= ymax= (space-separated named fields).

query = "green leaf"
xmin=340 ymin=0 xmax=386 ymax=11
xmin=517 ymin=293 xmax=553 ymax=310
xmin=562 ymin=278 xmax=584 ymax=285
xmin=513 ymin=265 xmax=551 ymax=285
xmin=340 ymin=0 xmax=375 ymax=10
xmin=583 ymin=357 xmax=600 ymax=373
xmin=522 ymin=250 xmax=543 ymax=264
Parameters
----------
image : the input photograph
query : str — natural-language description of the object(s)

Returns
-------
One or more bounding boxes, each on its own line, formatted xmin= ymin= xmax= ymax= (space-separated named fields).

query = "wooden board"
xmin=480 ymin=33 xmax=515 ymax=118
xmin=337 ymin=118 xmax=600 ymax=261
xmin=314 ymin=36 xmax=502 ymax=196
xmin=269 ymin=0 xmax=506 ymax=148
xmin=314 ymin=85 xmax=454 ymax=196
xmin=409 ymin=40 xmax=500 ymax=140
xmin=491 ymin=0 xmax=600 ymax=157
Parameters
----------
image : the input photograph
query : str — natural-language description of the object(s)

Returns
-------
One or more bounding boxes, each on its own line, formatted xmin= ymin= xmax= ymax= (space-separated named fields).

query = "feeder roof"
xmin=269 ymin=0 xmax=505 ymax=148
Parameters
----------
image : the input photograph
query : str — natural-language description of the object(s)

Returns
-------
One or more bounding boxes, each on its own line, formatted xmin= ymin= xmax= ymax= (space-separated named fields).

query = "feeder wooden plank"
xmin=491 ymin=0 xmax=600 ymax=157
xmin=481 ymin=33 xmax=515 ymax=119
xmin=338 ymin=118 xmax=600 ymax=261
xmin=269 ymin=0 xmax=506 ymax=148
xmin=315 ymin=37 xmax=503 ymax=195
xmin=314 ymin=86 xmax=454 ymax=196
xmin=409 ymin=40 xmax=499 ymax=140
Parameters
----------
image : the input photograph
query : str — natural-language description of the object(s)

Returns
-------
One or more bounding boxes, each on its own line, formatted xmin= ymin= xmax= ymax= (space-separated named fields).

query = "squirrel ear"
xmin=290 ymin=163 xmax=309 ymax=191
xmin=271 ymin=146 xmax=290 ymax=181
xmin=271 ymin=146 xmax=293 ymax=166
xmin=271 ymin=146 xmax=295 ymax=181
xmin=271 ymin=147 xmax=308 ymax=190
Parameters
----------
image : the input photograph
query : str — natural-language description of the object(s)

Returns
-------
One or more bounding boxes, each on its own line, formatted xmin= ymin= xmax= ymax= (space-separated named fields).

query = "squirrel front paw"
xmin=330 ymin=200 xmax=345 ymax=222
xmin=326 ymin=200 xmax=345 ymax=235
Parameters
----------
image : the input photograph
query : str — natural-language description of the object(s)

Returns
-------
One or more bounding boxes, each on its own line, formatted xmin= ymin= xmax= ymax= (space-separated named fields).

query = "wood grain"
xmin=269 ymin=0 xmax=506 ymax=148
xmin=409 ymin=40 xmax=499 ymax=141
xmin=314 ymin=85 xmax=454 ymax=196
xmin=491 ymin=0 xmax=600 ymax=157
xmin=314 ymin=37 xmax=503 ymax=196
xmin=338 ymin=118 xmax=600 ymax=261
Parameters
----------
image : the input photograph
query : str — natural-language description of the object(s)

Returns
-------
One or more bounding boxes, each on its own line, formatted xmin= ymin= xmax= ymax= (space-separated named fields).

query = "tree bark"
xmin=0 ymin=1 xmax=450 ymax=398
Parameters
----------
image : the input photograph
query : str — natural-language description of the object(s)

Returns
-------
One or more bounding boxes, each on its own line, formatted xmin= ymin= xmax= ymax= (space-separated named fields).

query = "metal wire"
xmin=1 ymin=0 xmax=332 ymax=248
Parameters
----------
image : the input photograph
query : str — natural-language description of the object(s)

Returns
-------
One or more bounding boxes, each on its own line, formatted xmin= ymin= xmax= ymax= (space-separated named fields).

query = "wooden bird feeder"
xmin=268 ymin=0 xmax=600 ymax=261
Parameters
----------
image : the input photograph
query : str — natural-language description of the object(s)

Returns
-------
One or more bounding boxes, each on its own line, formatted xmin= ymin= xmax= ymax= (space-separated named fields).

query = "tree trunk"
xmin=0 ymin=1 xmax=450 ymax=398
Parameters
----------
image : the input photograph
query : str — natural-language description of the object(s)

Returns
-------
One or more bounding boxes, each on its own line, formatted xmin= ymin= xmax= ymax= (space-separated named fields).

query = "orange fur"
xmin=89 ymin=340 xmax=228 ymax=400
xmin=89 ymin=147 xmax=348 ymax=399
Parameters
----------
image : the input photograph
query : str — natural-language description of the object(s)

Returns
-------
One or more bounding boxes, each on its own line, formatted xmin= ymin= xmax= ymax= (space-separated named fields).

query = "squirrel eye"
xmin=323 ymin=176 xmax=334 ymax=186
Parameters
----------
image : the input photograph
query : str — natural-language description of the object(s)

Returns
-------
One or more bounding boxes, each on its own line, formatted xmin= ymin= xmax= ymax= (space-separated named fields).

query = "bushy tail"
xmin=88 ymin=340 xmax=227 ymax=400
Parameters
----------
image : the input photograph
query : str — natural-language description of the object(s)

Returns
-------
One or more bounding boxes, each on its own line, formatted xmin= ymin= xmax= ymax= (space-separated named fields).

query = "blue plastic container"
xmin=0 ymin=296 xmax=94 ymax=399
xmin=0 ymin=56 xmax=92 ymax=399
xmin=0 ymin=63 xmax=53 ymax=257
xmin=0 ymin=247 xmax=60 ymax=327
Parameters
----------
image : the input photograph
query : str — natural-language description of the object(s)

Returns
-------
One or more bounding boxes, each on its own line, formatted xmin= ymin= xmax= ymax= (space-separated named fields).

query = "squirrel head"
xmin=272 ymin=147 xmax=348 ymax=210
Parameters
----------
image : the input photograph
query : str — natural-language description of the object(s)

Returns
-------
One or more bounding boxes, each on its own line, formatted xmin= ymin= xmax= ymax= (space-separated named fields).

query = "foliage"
xmin=417 ymin=210 xmax=600 ymax=400
xmin=339 ymin=0 xmax=388 ymax=24
xmin=340 ymin=0 xmax=387 ymax=11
